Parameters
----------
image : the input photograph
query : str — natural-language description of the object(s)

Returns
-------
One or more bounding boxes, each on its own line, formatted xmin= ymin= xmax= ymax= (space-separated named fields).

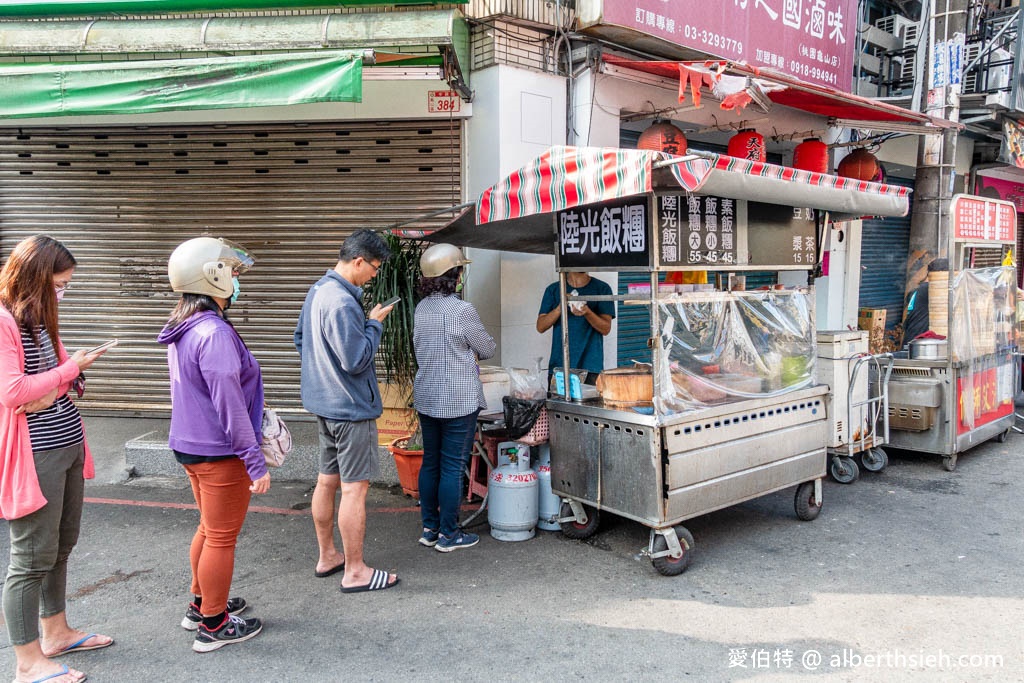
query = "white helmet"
xmin=168 ymin=237 xmax=254 ymax=298
xmin=420 ymin=243 xmax=470 ymax=278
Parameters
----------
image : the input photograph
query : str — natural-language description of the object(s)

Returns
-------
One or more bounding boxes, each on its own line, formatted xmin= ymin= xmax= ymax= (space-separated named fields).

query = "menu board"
xmin=747 ymin=203 xmax=818 ymax=267
xmin=556 ymin=195 xmax=651 ymax=269
xmin=950 ymin=194 xmax=1017 ymax=243
xmin=657 ymin=194 xmax=738 ymax=266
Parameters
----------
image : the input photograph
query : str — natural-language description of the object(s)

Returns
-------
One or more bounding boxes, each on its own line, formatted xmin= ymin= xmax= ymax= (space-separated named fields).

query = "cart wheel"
xmin=559 ymin=501 xmax=600 ymax=540
xmin=794 ymin=481 xmax=822 ymax=521
xmin=942 ymin=453 xmax=958 ymax=472
xmin=996 ymin=428 xmax=1010 ymax=444
xmin=829 ymin=455 xmax=860 ymax=484
xmin=860 ymin=447 xmax=888 ymax=473
xmin=651 ymin=526 xmax=695 ymax=576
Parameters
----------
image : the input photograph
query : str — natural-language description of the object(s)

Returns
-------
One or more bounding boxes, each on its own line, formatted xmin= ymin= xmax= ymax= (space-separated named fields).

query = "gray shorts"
xmin=316 ymin=417 xmax=381 ymax=483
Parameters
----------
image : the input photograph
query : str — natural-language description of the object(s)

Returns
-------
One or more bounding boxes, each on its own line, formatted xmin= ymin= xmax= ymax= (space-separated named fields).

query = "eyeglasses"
xmin=54 ymin=282 xmax=71 ymax=293
xmin=366 ymin=259 xmax=381 ymax=275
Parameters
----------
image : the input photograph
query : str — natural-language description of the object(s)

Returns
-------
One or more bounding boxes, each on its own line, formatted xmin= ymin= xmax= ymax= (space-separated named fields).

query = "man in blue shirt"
xmin=536 ymin=272 xmax=615 ymax=384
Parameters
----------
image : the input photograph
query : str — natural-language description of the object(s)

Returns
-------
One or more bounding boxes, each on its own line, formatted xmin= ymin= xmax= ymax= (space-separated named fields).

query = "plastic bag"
xmin=508 ymin=357 xmax=547 ymax=399
xmin=502 ymin=396 xmax=545 ymax=440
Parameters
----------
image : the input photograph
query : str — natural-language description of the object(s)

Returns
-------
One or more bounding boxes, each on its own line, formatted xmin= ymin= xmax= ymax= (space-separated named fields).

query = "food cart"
xmin=423 ymin=146 xmax=912 ymax=575
xmin=886 ymin=194 xmax=1018 ymax=471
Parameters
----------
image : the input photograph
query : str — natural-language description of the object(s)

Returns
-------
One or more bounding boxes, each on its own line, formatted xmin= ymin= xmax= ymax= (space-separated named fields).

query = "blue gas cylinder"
xmin=533 ymin=444 xmax=561 ymax=531
xmin=488 ymin=443 xmax=538 ymax=542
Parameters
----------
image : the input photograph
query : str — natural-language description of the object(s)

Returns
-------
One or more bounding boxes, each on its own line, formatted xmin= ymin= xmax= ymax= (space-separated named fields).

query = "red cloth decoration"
xmin=678 ymin=64 xmax=715 ymax=108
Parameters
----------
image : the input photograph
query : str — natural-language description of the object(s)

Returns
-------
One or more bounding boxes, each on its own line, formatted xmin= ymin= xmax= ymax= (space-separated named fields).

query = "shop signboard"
xmin=556 ymin=195 xmax=651 ymax=270
xmin=950 ymin=194 xmax=1017 ymax=243
xmin=582 ymin=0 xmax=857 ymax=90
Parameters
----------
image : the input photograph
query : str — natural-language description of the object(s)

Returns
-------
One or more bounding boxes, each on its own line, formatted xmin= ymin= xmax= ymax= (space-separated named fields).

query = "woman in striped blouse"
xmin=0 ymin=235 xmax=112 ymax=683
xmin=412 ymin=244 xmax=496 ymax=553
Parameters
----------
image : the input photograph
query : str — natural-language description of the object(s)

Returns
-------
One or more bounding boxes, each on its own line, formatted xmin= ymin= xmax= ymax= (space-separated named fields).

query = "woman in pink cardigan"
xmin=0 ymin=236 xmax=112 ymax=683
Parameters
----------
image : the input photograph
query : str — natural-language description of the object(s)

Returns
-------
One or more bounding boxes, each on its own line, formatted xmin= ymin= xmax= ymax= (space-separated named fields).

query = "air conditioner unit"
xmin=874 ymin=15 xmax=919 ymax=46
xmin=963 ymin=45 xmax=1013 ymax=94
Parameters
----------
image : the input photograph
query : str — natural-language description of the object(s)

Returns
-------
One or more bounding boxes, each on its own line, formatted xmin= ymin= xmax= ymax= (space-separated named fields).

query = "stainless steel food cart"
xmin=420 ymin=146 xmax=912 ymax=574
xmin=886 ymin=194 xmax=1018 ymax=471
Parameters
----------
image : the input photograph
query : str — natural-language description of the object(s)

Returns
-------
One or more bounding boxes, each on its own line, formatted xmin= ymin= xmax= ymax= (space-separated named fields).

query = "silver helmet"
xmin=167 ymin=237 xmax=254 ymax=298
xmin=420 ymin=243 xmax=470 ymax=278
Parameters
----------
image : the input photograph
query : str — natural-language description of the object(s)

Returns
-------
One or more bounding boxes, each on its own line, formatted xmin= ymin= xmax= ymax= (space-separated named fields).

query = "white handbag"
xmin=260 ymin=407 xmax=292 ymax=467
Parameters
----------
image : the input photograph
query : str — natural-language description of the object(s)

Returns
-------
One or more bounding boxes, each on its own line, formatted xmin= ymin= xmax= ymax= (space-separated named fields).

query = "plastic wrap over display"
xmin=949 ymin=266 xmax=1018 ymax=432
xmin=653 ymin=288 xmax=817 ymax=414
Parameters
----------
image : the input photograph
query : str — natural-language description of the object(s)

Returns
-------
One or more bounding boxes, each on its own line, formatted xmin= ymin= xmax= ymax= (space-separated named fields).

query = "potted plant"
xmin=366 ymin=233 xmax=424 ymax=494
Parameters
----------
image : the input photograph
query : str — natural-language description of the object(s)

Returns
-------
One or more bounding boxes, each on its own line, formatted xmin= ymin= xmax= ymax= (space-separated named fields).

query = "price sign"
xmin=427 ymin=90 xmax=461 ymax=113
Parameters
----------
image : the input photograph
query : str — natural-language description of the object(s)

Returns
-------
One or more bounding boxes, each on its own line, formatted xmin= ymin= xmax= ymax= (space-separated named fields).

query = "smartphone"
xmin=379 ymin=296 xmax=401 ymax=308
xmin=86 ymin=339 xmax=118 ymax=354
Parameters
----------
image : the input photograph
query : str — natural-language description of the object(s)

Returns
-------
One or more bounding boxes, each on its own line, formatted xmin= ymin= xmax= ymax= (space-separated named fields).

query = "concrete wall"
xmin=463 ymin=64 xmax=567 ymax=371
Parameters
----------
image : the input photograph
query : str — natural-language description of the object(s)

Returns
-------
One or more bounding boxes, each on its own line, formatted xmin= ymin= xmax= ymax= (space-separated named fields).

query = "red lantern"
xmin=727 ymin=128 xmax=766 ymax=162
xmin=793 ymin=138 xmax=828 ymax=174
xmin=637 ymin=119 xmax=687 ymax=155
xmin=837 ymin=147 xmax=880 ymax=181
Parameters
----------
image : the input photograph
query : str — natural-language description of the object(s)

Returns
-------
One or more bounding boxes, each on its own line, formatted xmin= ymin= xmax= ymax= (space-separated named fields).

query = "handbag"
xmin=260 ymin=406 xmax=292 ymax=467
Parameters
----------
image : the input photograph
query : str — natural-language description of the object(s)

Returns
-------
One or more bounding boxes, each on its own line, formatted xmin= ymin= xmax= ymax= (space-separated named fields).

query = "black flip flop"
xmin=314 ymin=562 xmax=345 ymax=578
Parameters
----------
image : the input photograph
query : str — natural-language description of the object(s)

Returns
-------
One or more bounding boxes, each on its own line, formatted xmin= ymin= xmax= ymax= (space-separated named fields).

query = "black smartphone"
xmin=380 ymin=296 xmax=401 ymax=308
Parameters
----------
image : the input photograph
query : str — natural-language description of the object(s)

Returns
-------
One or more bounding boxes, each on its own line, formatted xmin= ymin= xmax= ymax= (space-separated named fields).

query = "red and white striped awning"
xmin=407 ymin=145 xmax=910 ymax=254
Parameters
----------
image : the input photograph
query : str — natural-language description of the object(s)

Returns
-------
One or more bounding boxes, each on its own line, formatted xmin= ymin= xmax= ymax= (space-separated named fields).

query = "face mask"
xmin=230 ymin=277 xmax=241 ymax=304
xmin=55 ymin=288 xmax=65 ymax=302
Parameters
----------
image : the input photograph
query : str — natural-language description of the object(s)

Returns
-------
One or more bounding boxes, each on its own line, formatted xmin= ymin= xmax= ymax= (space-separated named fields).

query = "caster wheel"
xmin=829 ymin=455 xmax=860 ymax=484
xmin=794 ymin=481 xmax=822 ymax=521
xmin=942 ymin=453 xmax=958 ymax=472
xmin=651 ymin=526 xmax=695 ymax=576
xmin=559 ymin=501 xmax=600 ymax=539
xmin=996 ymin=428 xmax=1010 ymax=444
xmin=860 ymin=447 xmax=888 ymax=473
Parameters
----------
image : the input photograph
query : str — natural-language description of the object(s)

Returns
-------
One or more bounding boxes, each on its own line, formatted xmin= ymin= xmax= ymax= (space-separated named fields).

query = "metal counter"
xmin=547 ymin=384 xmax=828 ymax=530
xmin=886 ymin=351 xmax=1016 ymax=470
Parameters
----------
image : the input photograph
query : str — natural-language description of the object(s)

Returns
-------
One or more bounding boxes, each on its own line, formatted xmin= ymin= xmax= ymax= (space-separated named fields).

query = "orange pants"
xmin=183 ymin=458 xmax=252 ymax=618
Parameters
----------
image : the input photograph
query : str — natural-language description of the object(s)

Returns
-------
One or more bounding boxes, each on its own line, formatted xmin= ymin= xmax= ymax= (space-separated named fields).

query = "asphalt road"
xmin=1 ymin=417 xmax=1022 ymax=682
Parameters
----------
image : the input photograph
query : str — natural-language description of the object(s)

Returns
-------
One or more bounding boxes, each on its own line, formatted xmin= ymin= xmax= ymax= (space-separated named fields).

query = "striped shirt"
xmin=21 ymin=326 xmax=83 ymax=453
xmin=413 ymin=294 xmax=496 ymax=419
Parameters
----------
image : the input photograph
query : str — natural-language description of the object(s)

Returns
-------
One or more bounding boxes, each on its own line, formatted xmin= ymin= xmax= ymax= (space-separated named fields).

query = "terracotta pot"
xmin=387 ymin=437 xmax=423 ymax=498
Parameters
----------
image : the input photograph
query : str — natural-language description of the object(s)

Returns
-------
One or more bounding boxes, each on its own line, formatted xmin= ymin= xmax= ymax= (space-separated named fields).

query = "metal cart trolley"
xmin=419 ymin=147 xmax=913 ymax=575
xmin=817 ymin=335 xmax=894 ymax=484
xmin=886 ymin=195 xmax=1018 ymax=471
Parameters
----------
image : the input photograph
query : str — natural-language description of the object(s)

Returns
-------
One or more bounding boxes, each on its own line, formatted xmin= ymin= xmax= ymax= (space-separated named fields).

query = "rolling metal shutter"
xmin=858 ymin=177 xmax=913 ymax=330
xmin=0 ymin=120 xmax=462 ymax=415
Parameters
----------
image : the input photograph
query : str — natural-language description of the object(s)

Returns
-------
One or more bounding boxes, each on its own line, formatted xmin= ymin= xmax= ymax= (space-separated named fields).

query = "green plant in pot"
xmin=364 ymin=233 xmax=423 ymax=451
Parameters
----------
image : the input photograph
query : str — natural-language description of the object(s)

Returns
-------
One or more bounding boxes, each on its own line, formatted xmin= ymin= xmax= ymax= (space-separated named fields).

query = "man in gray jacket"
xmin=295 ymin=229 xmax=399 ymax=593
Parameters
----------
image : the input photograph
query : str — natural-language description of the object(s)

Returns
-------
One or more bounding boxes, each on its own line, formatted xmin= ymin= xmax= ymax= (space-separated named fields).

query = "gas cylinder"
xmin=488 ymin=443 xmax=538 ymax=542
xmin=533 ymin=444 xmax=561 ymax=531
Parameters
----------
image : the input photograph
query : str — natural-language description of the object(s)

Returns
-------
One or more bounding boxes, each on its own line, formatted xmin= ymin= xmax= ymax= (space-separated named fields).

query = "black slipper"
xmin=340 ymin=568 xmax=399 ymax=593
xmin=314 ymin=562 xmax=345 ymax=578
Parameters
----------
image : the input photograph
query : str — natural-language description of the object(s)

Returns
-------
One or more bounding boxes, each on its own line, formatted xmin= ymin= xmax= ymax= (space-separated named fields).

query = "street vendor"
xmin=536 ymin=272 xmax=615 ymax=384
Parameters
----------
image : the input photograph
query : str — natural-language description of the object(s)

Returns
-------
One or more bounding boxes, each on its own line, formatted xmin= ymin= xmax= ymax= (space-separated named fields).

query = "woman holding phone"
xmin=0 ymin=235 xmax=113 ymax=683
xmin=412 ymin=243 xmax=495 ymax=552
xmin=158 ymin=237 xmax=269 ymax=653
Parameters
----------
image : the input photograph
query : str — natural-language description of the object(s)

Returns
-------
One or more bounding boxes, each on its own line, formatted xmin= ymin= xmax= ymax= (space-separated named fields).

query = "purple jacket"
xmin=157 ymin=311 xmax=267 ymax=481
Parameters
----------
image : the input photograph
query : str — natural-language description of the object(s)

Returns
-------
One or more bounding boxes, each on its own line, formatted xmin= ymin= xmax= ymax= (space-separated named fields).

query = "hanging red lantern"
xmin=793 ymin=138 xmax=828 ymax=174
xmin=727 ymin=128 xmax=766 ymax=162
xmin=637 ymin=119 xmax=687 ymax=155
xmin=837 ymin=147 xmax=880 ymax=181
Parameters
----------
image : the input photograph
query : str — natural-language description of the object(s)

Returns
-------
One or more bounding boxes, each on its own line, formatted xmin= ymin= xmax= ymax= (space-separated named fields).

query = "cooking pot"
xmin=908 ymin=337 xmax=947 ymax=360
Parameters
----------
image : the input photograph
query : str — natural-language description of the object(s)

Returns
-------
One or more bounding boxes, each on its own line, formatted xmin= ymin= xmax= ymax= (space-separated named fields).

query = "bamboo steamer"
xmin=927 ymin=271 xmax=949 ymax=337
xmin=596 ymin=367 xmax=653 ymax=406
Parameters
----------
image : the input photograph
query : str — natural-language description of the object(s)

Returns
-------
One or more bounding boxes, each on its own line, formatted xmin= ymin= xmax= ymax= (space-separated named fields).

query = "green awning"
xmin=0 ymin=0 xmax=465 ymax=18
xmin=0 ymin=50 xmax=362 ymax=118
